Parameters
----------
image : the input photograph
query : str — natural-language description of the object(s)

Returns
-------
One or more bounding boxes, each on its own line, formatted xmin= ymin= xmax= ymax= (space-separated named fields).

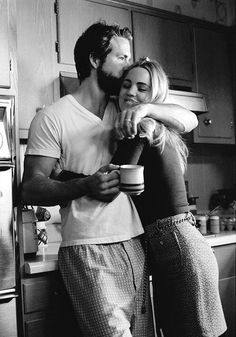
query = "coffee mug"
xmin=119 ymin=164 xmax=144 ymax=195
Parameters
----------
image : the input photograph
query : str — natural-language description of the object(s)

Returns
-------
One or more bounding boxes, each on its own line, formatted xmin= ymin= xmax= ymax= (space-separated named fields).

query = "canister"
xmin=195 ymin=215 xmax=207 ymax=235
xmin=210 ymin=215 xmax=220 ymax=234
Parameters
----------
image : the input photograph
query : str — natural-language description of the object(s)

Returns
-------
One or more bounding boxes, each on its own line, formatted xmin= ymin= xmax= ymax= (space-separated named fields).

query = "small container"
xmin=225 ymin=218 xmax=234 ymax=231
xmin=210 ymin=215 xmax=220 ymax=234
xmin=195 ymin=215 xmax=207 ymax=235
xmin=220 ymin=217 xmax=227 ymax=231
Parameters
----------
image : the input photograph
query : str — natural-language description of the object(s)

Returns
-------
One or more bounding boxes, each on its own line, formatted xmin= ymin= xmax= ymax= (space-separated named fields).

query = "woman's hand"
xmin=115 ymin=104 xmax=149 ymax=139
xmin=114 ymin=102 xmax=198 ymax=139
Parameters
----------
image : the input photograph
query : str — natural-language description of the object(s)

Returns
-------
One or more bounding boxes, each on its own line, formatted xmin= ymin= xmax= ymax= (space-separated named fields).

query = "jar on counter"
xmin=195 ymin=215 xmax=207 ymax=235
xmin=210 ymin=215 xmax=220 ymax=234
xmin=225 ymin=218 xmax=234 ymax=231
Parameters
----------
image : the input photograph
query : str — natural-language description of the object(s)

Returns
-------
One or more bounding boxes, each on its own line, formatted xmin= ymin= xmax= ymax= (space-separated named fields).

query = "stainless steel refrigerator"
xmin=0 ymin=96 xmax=18 ymax=337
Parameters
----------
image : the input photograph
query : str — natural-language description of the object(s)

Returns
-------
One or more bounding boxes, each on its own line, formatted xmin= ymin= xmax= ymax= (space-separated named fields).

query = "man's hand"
xmin=86 ymin=164 xmax=120 ymax=202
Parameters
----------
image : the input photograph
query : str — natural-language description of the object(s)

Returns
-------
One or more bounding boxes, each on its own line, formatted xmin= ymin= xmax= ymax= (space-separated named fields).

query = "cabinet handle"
xmin=203 ymin=118 xmax=212 ymax=126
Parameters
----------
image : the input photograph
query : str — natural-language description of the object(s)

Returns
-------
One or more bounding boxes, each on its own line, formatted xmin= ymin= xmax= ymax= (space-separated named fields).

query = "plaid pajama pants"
xmin=58 ymin=237 xmax=154 ymax=337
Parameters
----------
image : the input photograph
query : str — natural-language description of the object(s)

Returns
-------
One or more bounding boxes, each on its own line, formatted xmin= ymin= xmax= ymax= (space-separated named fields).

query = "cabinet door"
xmin=22 ymin=273 xmax=79 ymax=337
xmin=0 ymin=0 xmax=11 ymax=88
xmin=193 ymin=27 xmax=235 ymax=144
xmin=132 ymin=11 xmax=193 ymax=88
xmin=17 ymin=0 xmax=57 ymax=139
xmin=214 ymin=244 xmax=236 ymax=337
xmin=219 ymin=277 xmax=236 ymax=337
xmin=57 ymin=0 xmax=131 ymax=65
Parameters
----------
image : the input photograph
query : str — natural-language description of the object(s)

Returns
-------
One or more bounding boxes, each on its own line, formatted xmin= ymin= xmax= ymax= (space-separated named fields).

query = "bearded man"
xmin=22 ymin=21 xmax=197 ymax=337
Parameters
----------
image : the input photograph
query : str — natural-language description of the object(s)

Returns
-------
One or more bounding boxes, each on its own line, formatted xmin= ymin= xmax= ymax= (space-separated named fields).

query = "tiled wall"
xmin=129 ymin=0 xmax=235 ymax=26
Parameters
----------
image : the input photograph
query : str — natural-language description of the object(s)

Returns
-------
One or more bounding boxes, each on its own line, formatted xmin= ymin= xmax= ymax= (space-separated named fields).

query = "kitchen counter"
xmin=204 ymin=231 xmax=236 ymax=247
xmin=24 ymin=231 xmax=236 ymax=274
xmin=24 ymin=242 xmax=60 ymax=274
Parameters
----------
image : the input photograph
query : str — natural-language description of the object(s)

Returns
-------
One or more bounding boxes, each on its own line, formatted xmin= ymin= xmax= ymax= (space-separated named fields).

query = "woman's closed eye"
xmin=137 ymin=84 xmax=150 ymax=92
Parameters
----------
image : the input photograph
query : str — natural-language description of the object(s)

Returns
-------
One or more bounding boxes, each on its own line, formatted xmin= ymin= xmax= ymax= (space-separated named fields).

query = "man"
xmin=22 ymin=21 xmax=197 ymax=337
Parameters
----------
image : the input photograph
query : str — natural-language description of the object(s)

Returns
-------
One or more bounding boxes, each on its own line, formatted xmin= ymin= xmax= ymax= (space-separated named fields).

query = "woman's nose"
xmin=127 ymin=85 xmax=136 ymax=96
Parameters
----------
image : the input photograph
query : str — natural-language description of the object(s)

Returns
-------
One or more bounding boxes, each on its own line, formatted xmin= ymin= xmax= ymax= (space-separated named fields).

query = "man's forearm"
xmin=21 ymin=175 xmax=89 ymax=206
xmin=147 ymin=103 xmax=198 ymax=133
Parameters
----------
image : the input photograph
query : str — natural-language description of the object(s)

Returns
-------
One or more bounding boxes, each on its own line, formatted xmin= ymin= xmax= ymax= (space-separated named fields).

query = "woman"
xmin=112 ymin=58 xmax=227 ymax=337
xmin=56 ymin=58 xmax=226 ymax=337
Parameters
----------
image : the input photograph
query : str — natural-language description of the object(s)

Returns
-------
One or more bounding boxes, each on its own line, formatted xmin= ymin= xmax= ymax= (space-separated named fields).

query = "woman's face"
xmin=119 ymin=67 xmax=151 ymax=111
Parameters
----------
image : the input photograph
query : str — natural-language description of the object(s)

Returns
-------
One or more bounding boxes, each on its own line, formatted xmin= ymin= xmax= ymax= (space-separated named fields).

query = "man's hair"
xmin=74 ymin=21 xmax=132 ymax=82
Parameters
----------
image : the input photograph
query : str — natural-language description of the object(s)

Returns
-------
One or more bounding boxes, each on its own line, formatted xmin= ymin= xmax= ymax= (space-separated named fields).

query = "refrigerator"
xmin=0 ymin=96 xmax=18 ymax=337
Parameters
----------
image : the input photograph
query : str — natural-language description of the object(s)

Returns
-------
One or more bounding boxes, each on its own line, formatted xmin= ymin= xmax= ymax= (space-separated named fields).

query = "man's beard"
xmin=97 ymin=66 xmax=122 ymax=96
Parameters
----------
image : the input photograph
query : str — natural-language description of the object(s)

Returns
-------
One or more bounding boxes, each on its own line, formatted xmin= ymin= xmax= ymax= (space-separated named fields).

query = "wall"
xmin=128 ymin=0 xmax=235 ymax=26
xmin=186 ymin=144 xmax=236 ymax=213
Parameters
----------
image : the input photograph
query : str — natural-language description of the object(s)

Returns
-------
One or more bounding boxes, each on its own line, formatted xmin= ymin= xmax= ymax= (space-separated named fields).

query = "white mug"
xmin=119 ymin=164 xmax=144 ymax=195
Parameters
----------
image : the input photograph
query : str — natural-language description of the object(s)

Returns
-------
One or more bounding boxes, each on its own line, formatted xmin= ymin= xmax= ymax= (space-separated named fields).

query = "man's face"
xmin=97 ymin=37 xmax=131 ymax=95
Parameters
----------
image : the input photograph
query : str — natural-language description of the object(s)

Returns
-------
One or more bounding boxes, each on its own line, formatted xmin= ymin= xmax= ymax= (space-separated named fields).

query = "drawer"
xmin=23 ymin=276 xmax=58 ymax=314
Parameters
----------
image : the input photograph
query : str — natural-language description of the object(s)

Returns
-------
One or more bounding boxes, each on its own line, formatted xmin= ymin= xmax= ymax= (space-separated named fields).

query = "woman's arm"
xmin=115 ymin=103 xmax=198 ymax=139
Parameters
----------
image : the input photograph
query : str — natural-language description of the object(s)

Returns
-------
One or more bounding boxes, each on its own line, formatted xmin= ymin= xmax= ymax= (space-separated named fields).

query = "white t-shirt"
xmin=26 ymin=95 xmax=143 ymax=245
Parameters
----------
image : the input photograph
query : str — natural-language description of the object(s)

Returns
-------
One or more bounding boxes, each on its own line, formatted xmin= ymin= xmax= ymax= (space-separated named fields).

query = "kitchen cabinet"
xmin=132 ymin=11 xmax=193 ymax=89
xmin=214 ymin=243 xmax=236 ymax=337
xmin=56 ymin=0 xmax=132 ymax=65
xmin=16 ymin=0 xmax=58 ymax=139
xmin=21 ymin=272 xmax=80 ymax=337
xmin=17 ymin=210 xmax=81 ymax=336
xmin=193 ymin=27 xmax=235 ymax=144
xmin=0 ymin=0 xmax=11 ymax=88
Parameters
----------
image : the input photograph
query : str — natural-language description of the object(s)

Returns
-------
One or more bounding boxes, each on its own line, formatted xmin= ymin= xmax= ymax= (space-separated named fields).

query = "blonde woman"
xmin=113 ymin=58 xmax=227 ymax=337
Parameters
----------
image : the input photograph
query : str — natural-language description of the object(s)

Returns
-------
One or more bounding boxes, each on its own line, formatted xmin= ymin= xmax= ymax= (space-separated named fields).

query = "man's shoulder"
xmin=46 ymin=94 xmax=72 ymax=112
xmin=39 ymin=95 xmax=76 ymax=121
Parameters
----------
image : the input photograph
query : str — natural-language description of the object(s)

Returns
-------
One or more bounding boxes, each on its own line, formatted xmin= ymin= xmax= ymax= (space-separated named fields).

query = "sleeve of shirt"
xmin=25 ymin=109 xmax=61 ymax=159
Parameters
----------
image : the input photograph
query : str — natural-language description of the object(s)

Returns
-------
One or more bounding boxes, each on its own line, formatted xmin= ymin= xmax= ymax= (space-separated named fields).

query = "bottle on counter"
xmin=210 ymin=215 xmax=220 ymax=234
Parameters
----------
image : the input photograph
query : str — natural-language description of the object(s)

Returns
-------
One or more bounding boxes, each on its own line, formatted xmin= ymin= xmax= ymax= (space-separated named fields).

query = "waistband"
xmin=147 ymin=212 xmax=196 ymax=231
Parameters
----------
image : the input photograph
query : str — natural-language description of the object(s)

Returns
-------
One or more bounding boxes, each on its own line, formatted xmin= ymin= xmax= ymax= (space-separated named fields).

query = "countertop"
xmin=24 ymin=231 xmax=236 ymax=275
xmin=24 ymin=242 xmax=60 ymax=274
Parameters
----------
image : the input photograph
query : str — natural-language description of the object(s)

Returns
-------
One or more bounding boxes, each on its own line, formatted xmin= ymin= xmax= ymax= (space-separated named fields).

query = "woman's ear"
xmin=89 ymin=54 xmax=100 ymax=69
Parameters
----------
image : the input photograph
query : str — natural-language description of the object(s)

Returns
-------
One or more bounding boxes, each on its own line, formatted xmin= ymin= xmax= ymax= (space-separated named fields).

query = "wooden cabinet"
xmin=193 ymin=27 xmax=235 ymax=144
xmin=214 ymin=244 xmax=236 ymax=337
xmin=16 ymin=0 xmax=235 ymax=144
xmin=0 ymin=0 xmax=11 ymax=88
xmin=16 ymin=0 xmax=58 ymax=139
xmin=21 ymin=272 xmax=80 ymax=337
xmin=132 ymin=11 xmax=193 ymax=88
xmin=56 ymin=0 xmax=132 ymax=65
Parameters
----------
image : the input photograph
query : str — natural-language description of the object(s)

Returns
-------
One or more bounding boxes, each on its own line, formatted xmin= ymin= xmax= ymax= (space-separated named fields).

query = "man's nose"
xmin=122 ymin=58 xmax=131 ymax=70
xmin=126 ymin=58 xmax=131 ymax=66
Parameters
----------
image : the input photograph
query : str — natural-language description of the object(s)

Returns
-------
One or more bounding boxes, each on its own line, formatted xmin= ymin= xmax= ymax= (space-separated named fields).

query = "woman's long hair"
xmin=123 ymin=58 xmax=189 ymax=173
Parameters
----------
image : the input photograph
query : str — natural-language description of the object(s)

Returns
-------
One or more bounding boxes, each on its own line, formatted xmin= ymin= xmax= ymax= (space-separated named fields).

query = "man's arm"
xmin=115 ymin=103 xmax=198 ymax=139
xmin=21 ymin=155 xmax=120 ymax=206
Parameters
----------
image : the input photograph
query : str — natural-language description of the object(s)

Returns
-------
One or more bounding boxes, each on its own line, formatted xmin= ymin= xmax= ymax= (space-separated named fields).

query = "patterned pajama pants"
xmin=58 ymin=237 xmax=154 ymax=337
